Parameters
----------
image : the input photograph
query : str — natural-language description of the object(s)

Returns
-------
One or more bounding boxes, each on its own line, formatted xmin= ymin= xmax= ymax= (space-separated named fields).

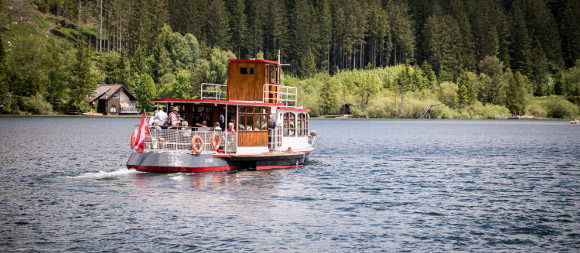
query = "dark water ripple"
xmin=0 ymin=117 xmax=579 ymax=251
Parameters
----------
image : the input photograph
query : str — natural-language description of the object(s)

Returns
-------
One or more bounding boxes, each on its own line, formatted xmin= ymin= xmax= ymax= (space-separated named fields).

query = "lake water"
xmin=0 ymin=117 xmax=579 ymax=251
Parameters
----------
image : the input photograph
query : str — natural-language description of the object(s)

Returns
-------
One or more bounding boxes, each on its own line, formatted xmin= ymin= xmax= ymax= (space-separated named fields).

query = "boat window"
xmin=241 ymin=68 xmax=254 ymax=75
xmin=283 ymin=113 xmax=296 ymax=137
xmin=238 ymin=106 xmax=269 ymax=131
xmin=298 ymin=113 xmax=308 ymax=136
xmin=269 ymin=65 xmax=276 ymax=84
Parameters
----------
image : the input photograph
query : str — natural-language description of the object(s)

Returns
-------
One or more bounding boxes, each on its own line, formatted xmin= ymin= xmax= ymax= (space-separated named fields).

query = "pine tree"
xmin=0 ymin=36 xmax=9 ymax=105
xmin=423 ymin=11 xmax=460 ymax=82
xmin=207 ymin=0 xmax=231 ymax=50
xmin=457 ymin=70 xmax=470 ymax=107
xmin=320 ymin=75 xmax=339 ymax=114
xmin=229 ymin=0 xmax=248 ymax=58
xmin=506 ymin=71 xmax=528 ymax=114
xmin=559 ymin=1 xmax=580 ymax=68
xmin=318 ymin=0 xmax=332 ymax=72
xmin=71 ymin=40 xmax=95 ymax=112
xmin=389 ymin=0 xmax=415 ymax=66
xmin=450 ymin=0 xmax=475 ymax=71
xmin=510 ymin=2 xmax=533 ymax=77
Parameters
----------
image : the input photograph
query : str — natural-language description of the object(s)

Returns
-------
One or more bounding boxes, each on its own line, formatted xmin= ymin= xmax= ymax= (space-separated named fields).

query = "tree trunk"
xmin=77 ymin=0 xmax=81 ymax=45
xmin=99 ymin=0 xmax=102 ymax=53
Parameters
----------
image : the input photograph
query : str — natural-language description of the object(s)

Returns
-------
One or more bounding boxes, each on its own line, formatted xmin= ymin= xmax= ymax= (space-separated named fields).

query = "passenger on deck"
xmin=149 ymin=110 xmax=157 ymax=125
xmin=155 ymin=107 xmax=168 ymax=125
xmin=193 ymin=114 xmax=203 ymax=127
xmin=213 ymin=122 xmax=222 ymax=131
xmin=226 ymin=122 xmax=235 ymax=133
xmin=169 ymin=107 xmax=180 ymax=126
xmin=198 ymin=121 xmax=210 ymax=131
xmin=181 ymin=121 xmax=191 ymax=136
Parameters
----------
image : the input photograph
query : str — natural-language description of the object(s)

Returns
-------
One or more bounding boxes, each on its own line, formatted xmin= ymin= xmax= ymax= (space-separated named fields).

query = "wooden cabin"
xmin=87 ymin=84 xmax=139 ymax=115
xmin=227 ymin=59 xmax=281 ymax=103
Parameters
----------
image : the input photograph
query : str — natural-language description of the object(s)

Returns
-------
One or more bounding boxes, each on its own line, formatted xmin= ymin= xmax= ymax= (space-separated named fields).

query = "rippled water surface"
xmin=1 ymin=117 xmax=579 ymax=251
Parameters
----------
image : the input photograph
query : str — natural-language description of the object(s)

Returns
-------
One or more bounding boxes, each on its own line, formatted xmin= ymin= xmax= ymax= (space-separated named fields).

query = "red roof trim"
xmin=151 ymin=98 xmax=284 ymax=106
xmin=277 ymin=107 xmax=311 ymax=112
xmin=228 ymin=59 xmax=279 ymax=64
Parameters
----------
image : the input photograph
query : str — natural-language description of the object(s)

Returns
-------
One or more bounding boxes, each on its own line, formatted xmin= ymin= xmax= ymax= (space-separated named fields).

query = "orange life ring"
xmin=130 ymin=131 xmax=136 ymax=148
xmin=210 ymin=132 xmax=221 ymax=151
xmin=191 ymin=135 xmax=204 ymax=154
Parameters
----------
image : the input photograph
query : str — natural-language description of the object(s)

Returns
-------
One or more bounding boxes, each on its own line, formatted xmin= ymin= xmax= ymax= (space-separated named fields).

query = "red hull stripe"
xmin=213 ymin=154 xmax=232 ymax=158
xmin=301 ymin=149 xmax=314 ymax=154
xmin=128 ymin=165 xmax=241 ymax=173
xmin=256 ymin=165 xmax=303 ymax=170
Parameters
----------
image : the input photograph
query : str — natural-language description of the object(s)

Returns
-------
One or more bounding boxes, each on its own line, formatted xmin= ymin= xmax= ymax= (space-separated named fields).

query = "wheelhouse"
xmin=146 ymin=59 xmax=311 ymax=155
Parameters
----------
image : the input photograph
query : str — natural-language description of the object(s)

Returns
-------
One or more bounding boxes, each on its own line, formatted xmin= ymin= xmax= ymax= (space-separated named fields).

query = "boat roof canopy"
xmin=151 ymin=98 xmax=284 ymax=107
xmin=228 ymin=59 xmax=280 ymax=65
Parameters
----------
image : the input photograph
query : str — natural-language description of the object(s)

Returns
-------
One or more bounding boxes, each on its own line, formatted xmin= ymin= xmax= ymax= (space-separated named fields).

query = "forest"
xmin=0 ymin=0 xmax=579 ymax=118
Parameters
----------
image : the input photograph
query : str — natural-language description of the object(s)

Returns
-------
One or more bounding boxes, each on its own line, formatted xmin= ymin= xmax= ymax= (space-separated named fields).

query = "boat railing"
xmin=201 ymin=83 xmax=227 ymax=100
xmin=263 ymin=84 xmax=297 ymax=107
xmin=269 ymin=128 xmax=284 ymax=152
xmin=139 ymin=126 xmax=237 ymax=153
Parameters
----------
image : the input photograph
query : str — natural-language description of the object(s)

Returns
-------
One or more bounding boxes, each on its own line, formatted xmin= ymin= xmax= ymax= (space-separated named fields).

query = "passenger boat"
xmin=571 ymin=119 xmax=579 ymax=124
xmin=126 ymin=58 xmax=315 ymax=173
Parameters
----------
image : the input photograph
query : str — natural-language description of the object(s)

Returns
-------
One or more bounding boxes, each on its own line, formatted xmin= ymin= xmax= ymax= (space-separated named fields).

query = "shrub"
xmin=20 ymin=94 xmax=53 ymax=115
xmin=546 ymin=97 xmax=578 ymax=118
xmin=525 ymin=102 xmax=547 ymax=117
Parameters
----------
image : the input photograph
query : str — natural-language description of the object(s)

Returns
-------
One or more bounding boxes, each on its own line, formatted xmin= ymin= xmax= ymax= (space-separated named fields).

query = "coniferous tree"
xmin=388 ymin=0 xmax=415 ymax=66
xmin=0 ymin=36 xmax=9 ymax=105
xmin=207 ymin=0 xmax=231 ymax=50
xmin=449 ymin=0 xmax=475 ymax=71
xmin=318 ymin=0 xmax=332 ymax=72
xmin=509 ymin=1 xmax=533 ymax=77
xmin=71 ymin=40 xmax=95 ymax=112
xmin=559 ymin=1 xmax=580 ymax=68
xmin=506 ymin=70 xmax=528 ymax=114
xmin=423 ymin=9 xmax=460 ymax=82
xmin=229 ymin=0 xmax=248 ymax=58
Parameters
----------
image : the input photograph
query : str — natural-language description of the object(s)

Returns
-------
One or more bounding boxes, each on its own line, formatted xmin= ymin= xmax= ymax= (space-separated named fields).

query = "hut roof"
xmin=87 ymin=84 xmax=137 ymax=102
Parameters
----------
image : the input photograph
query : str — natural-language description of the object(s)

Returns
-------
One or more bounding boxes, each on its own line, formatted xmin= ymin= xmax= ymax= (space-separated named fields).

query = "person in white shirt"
xmin=155 ymin=106 xmax=168 ymax=126
xmin=149 ymin=110 xmax=157 ymax=125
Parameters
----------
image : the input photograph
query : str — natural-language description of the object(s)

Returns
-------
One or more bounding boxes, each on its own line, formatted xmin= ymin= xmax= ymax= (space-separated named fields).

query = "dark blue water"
xmin=1 ymin=117 xmax=579 ymax=251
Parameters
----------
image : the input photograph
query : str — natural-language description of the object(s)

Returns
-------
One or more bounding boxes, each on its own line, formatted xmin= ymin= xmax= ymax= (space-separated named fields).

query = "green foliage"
xmin=0 ymin=35 xmax=10 ymax=106
xmin=194 ymin=47 xmax=235 ymax=85
xmin=97 ymin=51 xmax=131 ymax=86
xmin=320 ymin=75 xmax=340 ymax=115
xmin=560 ymin=60 xmax=580 ymax=103
xmin=7 ymin=35 xmax=48 ymax=97
xmin=545 ymin=96 xmax=578 ymax=118
xmin=20 ymin=94 xmax=53 ymax=115
xmin=70 ymin=40 xmax=95 ymax=112
xmin=173 ymin=69 xmax=192 ymax=99
xmin=133 ymin=73 xmax=157 ymax=110
xmin=505 ymin=71 xmax=528 ymax=114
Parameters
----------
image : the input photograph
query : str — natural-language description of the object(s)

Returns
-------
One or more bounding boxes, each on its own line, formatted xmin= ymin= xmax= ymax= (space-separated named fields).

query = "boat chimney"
xmin=278 ymin=50 xmax=281 ymax=64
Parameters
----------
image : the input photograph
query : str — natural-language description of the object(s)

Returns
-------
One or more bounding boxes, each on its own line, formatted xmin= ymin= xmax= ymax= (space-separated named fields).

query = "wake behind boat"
xmin=126 ymin=57 xmax=315 ymax=173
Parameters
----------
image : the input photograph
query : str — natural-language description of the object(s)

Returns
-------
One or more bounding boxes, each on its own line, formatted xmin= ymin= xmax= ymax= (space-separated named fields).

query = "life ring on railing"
xmin=191 ymin=135 xmax=204 ymax=154
xmin=210 ymin=132 xmax=221 ymax=151
xmin=130 ymin=131 xmax=136 ymax=149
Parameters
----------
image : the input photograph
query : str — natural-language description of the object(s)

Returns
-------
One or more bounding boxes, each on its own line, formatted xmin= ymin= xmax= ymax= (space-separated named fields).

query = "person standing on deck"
xmin=169 ymin=107 xmax=180 ymax=126
xmin=149 ymin=110 xmax=157 ymax=125
xmin=155 ymin=106 xmax=168 ymax=126
xmin=268 ymin=113 xmax=277 ymax=149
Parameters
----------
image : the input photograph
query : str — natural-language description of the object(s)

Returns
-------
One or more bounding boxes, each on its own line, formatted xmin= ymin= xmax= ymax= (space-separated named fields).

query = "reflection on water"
xmin=0 ymin=117 xmax=579 ymax=251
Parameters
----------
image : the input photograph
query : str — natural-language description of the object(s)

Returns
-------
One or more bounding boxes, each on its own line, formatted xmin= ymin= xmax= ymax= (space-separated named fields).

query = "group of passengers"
xmin=148 ymin=106 xmax=235 ymax=134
